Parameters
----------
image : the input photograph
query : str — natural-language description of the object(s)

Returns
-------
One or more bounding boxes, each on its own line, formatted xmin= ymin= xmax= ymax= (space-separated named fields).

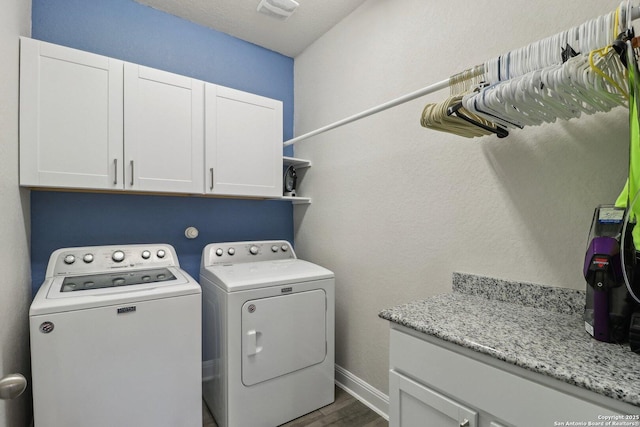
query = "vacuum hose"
xmin=620 ymin=188 xmax=640 ymax=303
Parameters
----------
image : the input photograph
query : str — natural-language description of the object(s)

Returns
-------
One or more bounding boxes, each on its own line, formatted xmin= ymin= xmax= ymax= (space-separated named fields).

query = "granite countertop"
xmin=379 ymin=273 xmax=640 ymax=407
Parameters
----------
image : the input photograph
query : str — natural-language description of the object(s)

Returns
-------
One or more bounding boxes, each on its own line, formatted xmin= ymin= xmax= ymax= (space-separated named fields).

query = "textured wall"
xmin=30 ymin=0 xmax=295 ymax=293
xmin=0 ymin=1 xmax=32 ymax=426
xmin=293 ymin=0 xmax=628 ymax=396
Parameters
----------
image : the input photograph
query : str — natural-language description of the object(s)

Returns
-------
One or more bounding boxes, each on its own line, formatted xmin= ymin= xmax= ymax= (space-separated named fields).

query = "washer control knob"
xmin=271 ymin=245 xmax=279 ymax=252
xmin=63 ymin=255 xmax=76 ymax=265
xmin=83 ymin=254 xmax=94 ymax=264
xmin=112 ymin=250 xmax=125 ymax=263
xmin=157 ymin=249 xmax=166 ymax=259
xmin=228 ymin=248 xmax=235 ymax=256
xmin=141 ymin=250 xmax=151 ymax=260
xmin=215 ymin=248 xmax=224 ymax=256
xmin=250 ymin=245 xmax=259 ymax=255
xmin=281 ymin=244 xmax=289 ymax=252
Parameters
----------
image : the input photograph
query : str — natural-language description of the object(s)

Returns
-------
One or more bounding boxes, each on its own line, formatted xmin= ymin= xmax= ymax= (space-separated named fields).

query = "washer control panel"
xmin=205 ymin=240 xmax=296 ymax=265
xmin=47 ymin=244 xmax=178 ymax=277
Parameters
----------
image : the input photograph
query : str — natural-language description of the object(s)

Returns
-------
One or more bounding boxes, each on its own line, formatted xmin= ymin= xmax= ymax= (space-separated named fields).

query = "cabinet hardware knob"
xmin=130 ymin=160 xmax=134 ymax=186
xmin=460 ymin=420 xmax=470 ymax=427
xmin=210 ymin=168 xmax=214 ymax=191
xmin=113 ymin=159 xmax=118 ymax=185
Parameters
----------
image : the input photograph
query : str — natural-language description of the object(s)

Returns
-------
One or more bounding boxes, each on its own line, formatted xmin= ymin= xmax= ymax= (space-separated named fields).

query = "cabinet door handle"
xmin=210 ymin=168 xmax=214 ymax=191
xmin=113 ymin=159 xmax=118 ymax=185
xmin=130 ymin=160 xmax=134 ymax=186
xmin=460 ymin=420 xmax=470 ymax=427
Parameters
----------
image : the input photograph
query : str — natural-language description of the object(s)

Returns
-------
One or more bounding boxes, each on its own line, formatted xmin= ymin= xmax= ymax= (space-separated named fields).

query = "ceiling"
xmin=135 ymin=0 xmax=368 ymax=57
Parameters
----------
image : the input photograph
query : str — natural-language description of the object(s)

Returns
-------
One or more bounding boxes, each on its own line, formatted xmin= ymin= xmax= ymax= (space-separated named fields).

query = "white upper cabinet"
xmin=205 ymin=84 xmax=283 ymax=197
xmin=124 ymin=64 xmax=204 ymax=193
xmin=19 ymin=38 xmax=284 ymax=198
xmin=20 ymin=37 xmax=124 ymax=190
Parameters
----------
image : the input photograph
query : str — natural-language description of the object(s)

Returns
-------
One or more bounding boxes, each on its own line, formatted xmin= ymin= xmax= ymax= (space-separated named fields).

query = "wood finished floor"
xmin=202 ymin=385 xmax=388 ymax=427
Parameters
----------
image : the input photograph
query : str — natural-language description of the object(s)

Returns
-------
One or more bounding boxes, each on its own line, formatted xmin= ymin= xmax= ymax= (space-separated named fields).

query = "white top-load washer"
xmin=200 ymin=240 xmax=335 ymax=427
xmin=30 ymin=244 xmax=202 ymax=427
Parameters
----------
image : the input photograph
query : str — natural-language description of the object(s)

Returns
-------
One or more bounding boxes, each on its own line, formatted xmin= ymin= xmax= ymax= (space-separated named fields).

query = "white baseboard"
xmin=334 ymin=364 xmax=389 ymax=421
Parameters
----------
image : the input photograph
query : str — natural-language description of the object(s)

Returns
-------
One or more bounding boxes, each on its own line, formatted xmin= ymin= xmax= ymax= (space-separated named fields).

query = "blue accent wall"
xmin=30 ymin=0 xmax=295 ymax=294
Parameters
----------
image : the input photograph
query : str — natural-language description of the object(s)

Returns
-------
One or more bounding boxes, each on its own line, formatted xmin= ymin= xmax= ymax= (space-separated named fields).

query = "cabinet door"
xmin=205 ymin=84 xmax=282 ymax=197
xmin=389 ymin=370 xmax=477 ymax=427
xmin=124 ymin=64 xmax=204 ymax=193
xmin=20 ymin=37 xmax=123 ymax=189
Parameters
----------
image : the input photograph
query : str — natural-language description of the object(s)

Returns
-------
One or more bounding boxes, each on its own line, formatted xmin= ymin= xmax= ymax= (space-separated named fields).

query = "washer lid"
xmin=200 ymin=259 xmax=334 ymax=292
xmin=57 ymin=267 xmax=177 ymax=293
xmin=30 ymin=267 xmax=201 ymax=316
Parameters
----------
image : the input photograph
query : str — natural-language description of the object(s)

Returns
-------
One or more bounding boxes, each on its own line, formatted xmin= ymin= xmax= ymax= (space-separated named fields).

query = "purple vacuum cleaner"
xmin=583 ymin=205 xmax=631 ymax=343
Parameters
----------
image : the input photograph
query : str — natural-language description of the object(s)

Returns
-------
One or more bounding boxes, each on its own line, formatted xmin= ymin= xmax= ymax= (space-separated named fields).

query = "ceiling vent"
xmin=257 ymin=0 xmax=299 ymax=20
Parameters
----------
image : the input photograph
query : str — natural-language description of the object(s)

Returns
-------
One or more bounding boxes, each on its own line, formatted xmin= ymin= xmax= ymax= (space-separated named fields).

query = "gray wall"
xmin=293 ymin=0 xmax=628 ymax=396
xmin=0 ymin=0 xmax=32 ymax=426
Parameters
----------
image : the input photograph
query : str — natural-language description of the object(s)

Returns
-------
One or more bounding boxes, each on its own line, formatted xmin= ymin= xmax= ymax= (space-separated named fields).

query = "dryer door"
xmin=241 ymin=289 xmax=326 ymax=386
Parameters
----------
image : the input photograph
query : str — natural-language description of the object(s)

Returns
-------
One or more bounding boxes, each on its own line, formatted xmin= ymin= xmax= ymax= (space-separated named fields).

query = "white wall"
xmin=293 ymin=0 xmax=628 ymax=397
xmin=0 ymin=0 xmax=31 ymax=426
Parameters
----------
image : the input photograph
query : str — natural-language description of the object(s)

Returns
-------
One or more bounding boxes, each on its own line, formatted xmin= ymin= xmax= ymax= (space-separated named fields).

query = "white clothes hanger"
xmin=484 ymin=8 xmax=620 ymax=85
xmin=465 ymin=47 xmax=628 ymax=130
xmin=462 ymin=1 xmax=632 ymax=132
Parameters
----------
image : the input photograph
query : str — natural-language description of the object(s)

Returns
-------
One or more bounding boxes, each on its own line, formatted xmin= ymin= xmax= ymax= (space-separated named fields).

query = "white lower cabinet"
xmin=390 ymin=370 xmax=478 ymax=427
xmin=389 ymin=326 xmax=637 ymax=427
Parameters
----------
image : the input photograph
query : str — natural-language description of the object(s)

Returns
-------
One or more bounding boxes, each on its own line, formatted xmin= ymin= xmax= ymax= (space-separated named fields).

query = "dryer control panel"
xmin=203 ymin=240 xmax=296 ymax=266
xmin=46 ymin=244 xmax=179 ymax=277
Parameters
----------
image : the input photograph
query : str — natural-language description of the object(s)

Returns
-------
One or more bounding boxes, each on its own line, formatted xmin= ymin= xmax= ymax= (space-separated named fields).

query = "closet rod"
xmin=283 ymin=78 xmax=450 ymax=147
xmin=284 ymin=3 xmax=640 ymax=147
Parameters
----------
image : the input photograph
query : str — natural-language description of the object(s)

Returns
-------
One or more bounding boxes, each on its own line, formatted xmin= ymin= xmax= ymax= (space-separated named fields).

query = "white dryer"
xmin=30 ymin=244 xmax=202 ymax=427
xmin=200 ymin=240 xmax=335 ymax=427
